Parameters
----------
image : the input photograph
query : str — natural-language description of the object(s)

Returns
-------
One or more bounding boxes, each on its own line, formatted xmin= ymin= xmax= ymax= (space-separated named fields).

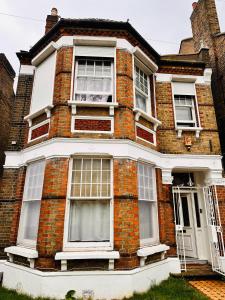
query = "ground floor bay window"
xmin=17 ymin=160 xmax=45 ymax=248
xmin=65 ymin=157 xmax=112 ymax=249
xmin=138 ymin=162 xmax=159 ymax=246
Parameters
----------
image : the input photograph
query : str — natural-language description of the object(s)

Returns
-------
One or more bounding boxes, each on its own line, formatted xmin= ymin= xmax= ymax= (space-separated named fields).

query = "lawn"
xmin=0 ymin=277 xmax=208 ymax=300
xmin=128 ymin=277 xmax=208 ymax=300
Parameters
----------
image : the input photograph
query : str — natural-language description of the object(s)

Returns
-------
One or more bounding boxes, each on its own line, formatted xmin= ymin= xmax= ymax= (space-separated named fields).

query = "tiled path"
xmin=189 ymin=280 xmax=225 ymax=300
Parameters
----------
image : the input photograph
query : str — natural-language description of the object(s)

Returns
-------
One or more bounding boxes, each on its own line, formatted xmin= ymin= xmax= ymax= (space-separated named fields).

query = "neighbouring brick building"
xmin=180 ymin=0 xmax=225 ymax=165
xmin=0 ymin=54 xmax=15 ymax=177
xmin=1 ymin=7 xmax=225 ymax=299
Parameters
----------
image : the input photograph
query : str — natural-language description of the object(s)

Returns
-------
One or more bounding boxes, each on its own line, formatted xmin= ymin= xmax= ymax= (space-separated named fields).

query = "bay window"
xmin=74 ymin=58 xmax=113 ymax=103
xmin=66 ymin=158 xmax=112 ymax=248
xmin=135 ymin=66 xmax=150 ymax=113
xmin=17 ymin=160 xmax=45 ymax=248
xmin=138 ymin=162 xmax=159 ymax=246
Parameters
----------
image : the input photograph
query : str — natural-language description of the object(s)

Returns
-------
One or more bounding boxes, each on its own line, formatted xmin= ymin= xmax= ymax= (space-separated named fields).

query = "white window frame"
xmin=17 ymin=160 xmax=45 ymax=249
xmin=63 ymin=157 xmax=113 ymax=250
xmin=171 ymin=81 xmax=203 ymax=138
xmin=28 ymin=119 xmax=50 ymax=143
xmin=138 ymin=161 xmax=159 ymax=247
xmin=73 ymin=58 xmax=114 ymax=104
xmin=134 ymin=61 xmax=151 ymax=115
xmin=135 ymin=123 xmax=156 ymax=146
xmin=173 ymin=95 xmax=197 ymax=128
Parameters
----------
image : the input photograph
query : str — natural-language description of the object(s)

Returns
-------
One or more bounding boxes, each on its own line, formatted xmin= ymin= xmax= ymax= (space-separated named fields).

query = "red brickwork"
xmin=114 ymin=159 xmax=140 ymax=269
xmin=36 ymin=158 xmax=69 ymax=269
xmin=31 ymin=122 xmax=49 ymax=140
xmin=74 ymin=119 xmax=111 ymax=132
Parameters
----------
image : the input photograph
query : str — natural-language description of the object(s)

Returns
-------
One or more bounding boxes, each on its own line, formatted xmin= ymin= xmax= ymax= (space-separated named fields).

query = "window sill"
xmin=4 ymin=246 xmax=38 ymax=269
xmin=24 ymin=105 xmax=53 ymax=127
xmin=55 ymin=251 xmax=120 ymax=271
xmin=68 ymin=101 xmax=118 ymax=116
xmin=176 ymin=127 xmax=203 ymax=139
xmin=133 ymin=108 xmax=162 ymax=130
xmin=137 ymin=244 xmax=170 ymax=267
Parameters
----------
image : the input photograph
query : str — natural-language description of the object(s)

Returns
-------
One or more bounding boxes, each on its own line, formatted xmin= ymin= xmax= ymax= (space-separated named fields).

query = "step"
xmin=171 ymin=264 xmax=221 ymax=280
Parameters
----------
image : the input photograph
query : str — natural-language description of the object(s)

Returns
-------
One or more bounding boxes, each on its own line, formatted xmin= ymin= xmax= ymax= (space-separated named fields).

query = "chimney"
xmin=192 ymin=2 xmax=198 ymax=10
xmin=45 ymin=8 xmax=59 ymax=34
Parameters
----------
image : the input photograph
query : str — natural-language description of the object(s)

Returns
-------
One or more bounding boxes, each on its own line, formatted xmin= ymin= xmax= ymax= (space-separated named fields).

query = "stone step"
xmin=171 ymin=264 xmax=221 ymax=280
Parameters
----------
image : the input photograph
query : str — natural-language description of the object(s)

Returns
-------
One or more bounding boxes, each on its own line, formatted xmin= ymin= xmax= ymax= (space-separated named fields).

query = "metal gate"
xmin=172 ymin=185 xmax=225 ymax=275
xmin=203 ymin=186 xmax=225 ymax=275
xmin=172 ymin=186 xmax=187 ymax=271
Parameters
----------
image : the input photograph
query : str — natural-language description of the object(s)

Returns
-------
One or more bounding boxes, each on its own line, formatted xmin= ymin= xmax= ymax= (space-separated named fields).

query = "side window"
xmin=17 ymin=160 xmax=45 ymax=248
xmin=172 ymin=82 xmax=198 ymax=128
xmin=135 ymin=66 xmax=150 ymax=114
xmin=74 ymin=58 xmax=113 ymax=103
xmin=138 ymin=162 xmax=159 ymax=246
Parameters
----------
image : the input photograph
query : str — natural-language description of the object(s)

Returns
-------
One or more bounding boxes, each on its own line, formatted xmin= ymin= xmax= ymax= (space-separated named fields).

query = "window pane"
xmin=176 ymin=107 xmax=193 ymax=121
xmin=75 ymin=59 xmax=113 ymax=103
xmin=68 ymin=200 xmax=110 ymax=242
xmin=70 ymin=158 xmax=111 ymax=198
xmin=136 ymin=91 xmax=147 ymax=112
xmin=181 ymin=197 xmax=190 ymax=227
xmin=139 ymin=201 xmax=154 ymax=240
xmin=138 ymin=163 xmax=154 ymax=201
xmin=23 ymin=160 xmax=45 ymax=201
xmin=22 ymin=200 xmax=41 ymax=241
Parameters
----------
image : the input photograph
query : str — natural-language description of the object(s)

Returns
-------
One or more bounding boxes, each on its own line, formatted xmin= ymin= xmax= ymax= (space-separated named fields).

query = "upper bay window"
xmin=17 ymin=160 xmax=45 ymax=248
xmin=135 ymin=66 xmax=151 ymax=114
xmin=74 ymin=58 xmax=114 ymax=103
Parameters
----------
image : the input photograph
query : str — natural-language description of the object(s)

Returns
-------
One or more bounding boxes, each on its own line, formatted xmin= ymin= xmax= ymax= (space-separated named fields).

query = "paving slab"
xmin=189 ymin=280 xmax=225 ymax=300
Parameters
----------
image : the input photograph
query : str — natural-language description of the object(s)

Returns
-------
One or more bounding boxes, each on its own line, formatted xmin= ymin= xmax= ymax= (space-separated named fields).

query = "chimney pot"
xmin=51 ymin=8 xmax=58 ymax=16
xmin=192 ymin=2 xmax=198 ymax=10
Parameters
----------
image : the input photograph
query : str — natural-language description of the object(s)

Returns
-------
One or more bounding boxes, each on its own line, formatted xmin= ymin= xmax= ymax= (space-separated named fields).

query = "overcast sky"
xmin=1 ymin=0 xmax=225 ymax=77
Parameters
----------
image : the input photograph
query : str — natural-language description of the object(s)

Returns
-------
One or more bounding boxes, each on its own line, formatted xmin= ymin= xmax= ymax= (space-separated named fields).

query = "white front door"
xmin=180 ymin=194 xmax=198 ymax=258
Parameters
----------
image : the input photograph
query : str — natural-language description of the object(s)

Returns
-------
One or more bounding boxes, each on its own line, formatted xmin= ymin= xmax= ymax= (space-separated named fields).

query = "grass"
xmin=0 ymin=286 xmax=53 ymax=300
xmin=127 ymin=277 xmax=208 ymax=300
xmin=0 ymin=277 xmax=208 ymax=300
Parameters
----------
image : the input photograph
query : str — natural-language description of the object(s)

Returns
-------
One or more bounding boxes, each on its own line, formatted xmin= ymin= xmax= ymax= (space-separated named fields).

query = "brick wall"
xmin=114 ymin=159 xmax=140 ymax=269
xmin=0 ymin=167 xmax=25 ymax=258
xmin=8 ymin=74 xmax=33 ymax=150
xmin=189 ymin=0 xmax=225 ymax=160
xmin=156 ymin=81 xmax=221 ymax=154
xmin=0 ymin=54 xmax=15 ymax=176
xmin=36 ymin=158 xmax=69 ymax=269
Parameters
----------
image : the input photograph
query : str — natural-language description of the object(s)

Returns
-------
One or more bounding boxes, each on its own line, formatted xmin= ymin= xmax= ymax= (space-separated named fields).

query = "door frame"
xmin=172 ymin=186 xmax=210 ymax=270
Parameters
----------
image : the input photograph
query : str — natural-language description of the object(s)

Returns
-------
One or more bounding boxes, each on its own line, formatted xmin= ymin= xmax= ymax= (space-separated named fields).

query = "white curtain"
xmin=69 ymin=200 xmax=110 ymax=242
xmin=23 ymin=201 xmax=41 ymax=240
xmin=139 ymin=201 xmax=154 ymax=240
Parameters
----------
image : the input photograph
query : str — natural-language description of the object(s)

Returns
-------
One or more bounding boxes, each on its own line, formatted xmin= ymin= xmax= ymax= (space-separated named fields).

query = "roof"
xmin=16 ymin=17 xmax=206 ymax=70
xmin=17 ymin=18 xmax=160 ymax=63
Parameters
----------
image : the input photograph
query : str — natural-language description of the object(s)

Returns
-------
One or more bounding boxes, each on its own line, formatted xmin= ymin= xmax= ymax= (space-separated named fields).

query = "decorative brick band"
xmin=30 ymin=121 xmax=49 ymax=141
xmin=73 ymin=116 xmax=113 ymax=133
xmin=136 ymin=123 xmax=155 ymax=144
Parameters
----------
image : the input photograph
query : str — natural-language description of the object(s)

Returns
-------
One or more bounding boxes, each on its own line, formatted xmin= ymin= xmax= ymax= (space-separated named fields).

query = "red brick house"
xmin=0 ymin=8 xmax=225 ymax=299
